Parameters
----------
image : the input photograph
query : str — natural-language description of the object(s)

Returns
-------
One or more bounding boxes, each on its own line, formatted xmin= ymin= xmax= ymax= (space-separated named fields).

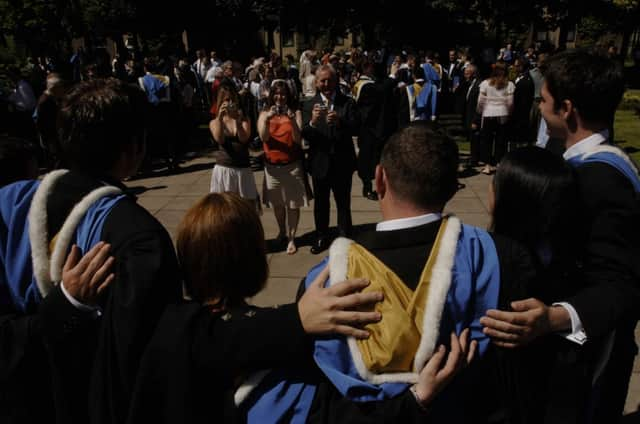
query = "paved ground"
xmin=126 ymin=150 xmax=640 ymax=418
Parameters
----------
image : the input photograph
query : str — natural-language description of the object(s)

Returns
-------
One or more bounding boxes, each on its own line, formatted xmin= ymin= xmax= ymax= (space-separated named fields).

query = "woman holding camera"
xmin=257 ymin=80 xmax=308 ymax=254
xmin=209 ymin=85 xmax=259 ymax=208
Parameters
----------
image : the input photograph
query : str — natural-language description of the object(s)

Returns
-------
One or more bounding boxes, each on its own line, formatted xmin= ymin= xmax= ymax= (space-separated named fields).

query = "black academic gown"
xmin=298 ymin=220 xmax=539 ymax=423
xmin=569 ymin=159 xmax=640 ymax=422
xmin=355 ymin=77 xmax=397 ymax=183
xmin=127 ymin=302 xmax=311 ymax=424
xmin=510 ymin=74 xmax=534 ymax=144
xmin=37 ymin=171 xmax=183 ymax=424
xmin=0 ymin=308 xmax=55 ymax=424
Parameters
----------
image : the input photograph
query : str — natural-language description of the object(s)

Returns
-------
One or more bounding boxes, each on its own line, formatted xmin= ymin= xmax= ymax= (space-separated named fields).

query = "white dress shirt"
xmin=562 ymin=130 xmax=609 ymax=161
xmin=376 ymin=213 xmax=442 ymax=232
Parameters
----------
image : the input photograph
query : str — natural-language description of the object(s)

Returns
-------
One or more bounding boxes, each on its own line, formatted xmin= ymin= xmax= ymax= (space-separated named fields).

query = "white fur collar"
xmin=329 ymin=216 xmax=462 ymax=384
xmin=28 ymin=170 xmax=122 ymax=298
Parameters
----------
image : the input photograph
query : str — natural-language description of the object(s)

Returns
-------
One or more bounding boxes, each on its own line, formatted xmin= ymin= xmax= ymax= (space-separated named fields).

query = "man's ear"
xmin=560 ymin=99 xmax=574 ymax=121
xmin=375 ymin=165 xmax=386 ymax=199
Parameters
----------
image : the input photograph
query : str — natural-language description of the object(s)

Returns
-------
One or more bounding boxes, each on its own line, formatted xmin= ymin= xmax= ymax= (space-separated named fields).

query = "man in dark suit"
xmin=460 ymin=64 xmax=481 ymax=167
xmin=510 ymin=57 xmax=535 ymax=146
xmin=354 ymin=60 xmax=397 ymax=201
xmin=442 ymin=49 xmax=463 ymax=114
xmin=482 ymin=49 xmax=639 ymax=423
xmin=302 ymin=64 xmax=360 ymax=254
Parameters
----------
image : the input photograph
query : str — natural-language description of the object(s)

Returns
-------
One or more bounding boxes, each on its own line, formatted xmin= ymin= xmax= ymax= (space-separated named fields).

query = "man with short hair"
xmin=303 ymin=64 xmax=360 ymax=253
xmin=482 ymin=49 xmax=640 ymax=422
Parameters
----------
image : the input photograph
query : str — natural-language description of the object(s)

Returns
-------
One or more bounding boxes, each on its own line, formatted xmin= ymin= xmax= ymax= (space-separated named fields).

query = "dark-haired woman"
xmin=488 ymin=146 xmax=585 ymax=423
xmin=257 ymin=80 xmax=308 ymax=254
xmin=490 ymin=146 xmax=581 ymax=301
xmin=128 ymin=192 xmax=475 ymax=423
xmin=477 ymin=61 xmax=515 ymax=174
xmin=209 ymin=85 xmax=259 ymax=210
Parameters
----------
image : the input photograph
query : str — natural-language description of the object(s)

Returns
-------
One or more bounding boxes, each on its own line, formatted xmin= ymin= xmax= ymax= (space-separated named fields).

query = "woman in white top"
xmin=476 ymin=61 xmax=515 ymax=174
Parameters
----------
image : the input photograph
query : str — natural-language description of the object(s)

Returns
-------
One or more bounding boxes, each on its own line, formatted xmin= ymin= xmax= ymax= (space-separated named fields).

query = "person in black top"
xmin=353 ymin=59 xmax=397 ymax=201
xmin=488 ymin=146 xmax=586 ymax=423
xmin=509 ymin=58 xmax=535 ymax=147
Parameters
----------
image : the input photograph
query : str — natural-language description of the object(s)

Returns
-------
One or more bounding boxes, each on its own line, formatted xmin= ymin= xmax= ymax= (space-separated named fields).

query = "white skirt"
xmin=262 ymin=160 xmax=309 ymax=209
xmin=210 ymin=165 xmax=258 ymax=200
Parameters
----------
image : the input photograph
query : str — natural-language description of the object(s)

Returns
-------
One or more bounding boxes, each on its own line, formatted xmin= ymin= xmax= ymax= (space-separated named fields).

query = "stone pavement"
xmin=126 ymin=151 xmax=640 ymax=417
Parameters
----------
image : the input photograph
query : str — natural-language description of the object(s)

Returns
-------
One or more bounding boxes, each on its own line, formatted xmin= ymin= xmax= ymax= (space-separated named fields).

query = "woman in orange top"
xmin=257 ymin=80 xmax=308 ymax=254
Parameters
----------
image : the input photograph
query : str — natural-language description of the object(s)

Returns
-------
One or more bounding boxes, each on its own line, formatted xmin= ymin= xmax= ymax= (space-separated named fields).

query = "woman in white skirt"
xmin=257 ymin=80 xmax=308 ymax=254
xmin=209 ymin=85 xmax=259 ymax=209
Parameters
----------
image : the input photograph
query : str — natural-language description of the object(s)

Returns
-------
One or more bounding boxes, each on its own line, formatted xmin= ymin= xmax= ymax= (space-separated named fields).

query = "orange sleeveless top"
xmin=263 ymin=115 xmax=301 ymax=164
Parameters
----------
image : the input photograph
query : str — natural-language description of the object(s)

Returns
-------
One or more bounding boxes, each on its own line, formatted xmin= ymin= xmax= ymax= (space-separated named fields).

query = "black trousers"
xmin=480 ymin=116 xmax=508 ymax=166
xmin=590 ymin=327 xmax=638 ymax=423
xmin=312 ymin=170 xmax=353 ymax=238
xmin=468 ymin=128 xmax=481 ymax=165
xmin=357 ymin=134 xmax=383 ymax=189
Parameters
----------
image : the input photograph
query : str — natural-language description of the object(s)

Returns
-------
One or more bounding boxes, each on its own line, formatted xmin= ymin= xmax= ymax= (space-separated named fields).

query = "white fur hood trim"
xmin=29 ymin=170 xmax=122 ymax=298
xmin=328 ymin=217 xmax=461 ymax=385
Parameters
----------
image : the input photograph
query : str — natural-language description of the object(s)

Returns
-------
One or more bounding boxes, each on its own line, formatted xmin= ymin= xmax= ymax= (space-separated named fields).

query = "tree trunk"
xmin=620 ymin=19 xmax=637 ymax=62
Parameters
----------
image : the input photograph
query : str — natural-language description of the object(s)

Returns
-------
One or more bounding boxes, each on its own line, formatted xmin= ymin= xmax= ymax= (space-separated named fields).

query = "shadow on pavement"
xmin=266 ymin=223 xmax=378 ymax=254
xmin=126 ymin=185 xmax=168 ymax=196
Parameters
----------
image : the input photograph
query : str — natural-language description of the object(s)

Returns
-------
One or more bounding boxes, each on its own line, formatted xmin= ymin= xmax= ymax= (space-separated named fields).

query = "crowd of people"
xmin=0 ymin=42 xmax=639 ymax=424
xmin=1 ymin=42 xmax=578 ymax=255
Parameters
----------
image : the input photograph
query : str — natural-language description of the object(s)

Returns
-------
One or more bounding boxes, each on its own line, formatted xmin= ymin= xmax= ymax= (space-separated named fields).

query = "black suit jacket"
xmin=462 ymin=78 xmax=481 ymax=131
xmin=356 ymin=77 xmax=397 ymax=144
xmin=512 ymin=74 xmax=534 ymax=126
xmin=569 ymin=159 xmax=640 ymax=340
xmin=443 ymin=61 xmax=463 ymax=92
xmin=302 ymin=92 xmax=359 ymax=179
xmin=128 ymin=302 xmax=310 ymax=424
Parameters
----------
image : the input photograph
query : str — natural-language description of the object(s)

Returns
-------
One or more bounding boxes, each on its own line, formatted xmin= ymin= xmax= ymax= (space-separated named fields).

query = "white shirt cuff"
xmin=552 ymin=302 xmax=587 ymax=345
xmin=60 ymin=281 xmax=102 ymax=317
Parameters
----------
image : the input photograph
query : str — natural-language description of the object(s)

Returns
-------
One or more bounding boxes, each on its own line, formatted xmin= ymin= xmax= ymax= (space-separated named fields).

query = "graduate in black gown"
xmin=482 ymin=50 xmax=640 ymax=423
xmin=487 ymin=146 xmax=586 ymax=423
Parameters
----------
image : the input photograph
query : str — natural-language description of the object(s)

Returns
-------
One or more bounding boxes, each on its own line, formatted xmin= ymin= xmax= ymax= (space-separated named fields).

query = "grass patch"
xmin=454 ymin=95 xmax=640 ymax=160
xmin=614 ymin=107 xmax=640 ymax=163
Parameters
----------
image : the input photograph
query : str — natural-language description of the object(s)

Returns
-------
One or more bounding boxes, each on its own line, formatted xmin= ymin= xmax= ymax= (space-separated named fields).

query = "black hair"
xmin=0 ymin=136 xmax=38 ymax=187
xmin=491 ymin=146 xmax=580 ymax=266
xmin=58 ymin=78 xmax=148 ymax=176
xmin=541 ymin=49 xmax=625 ymax=124
xmin=380 ymin=123 xmax=458 ymax=210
